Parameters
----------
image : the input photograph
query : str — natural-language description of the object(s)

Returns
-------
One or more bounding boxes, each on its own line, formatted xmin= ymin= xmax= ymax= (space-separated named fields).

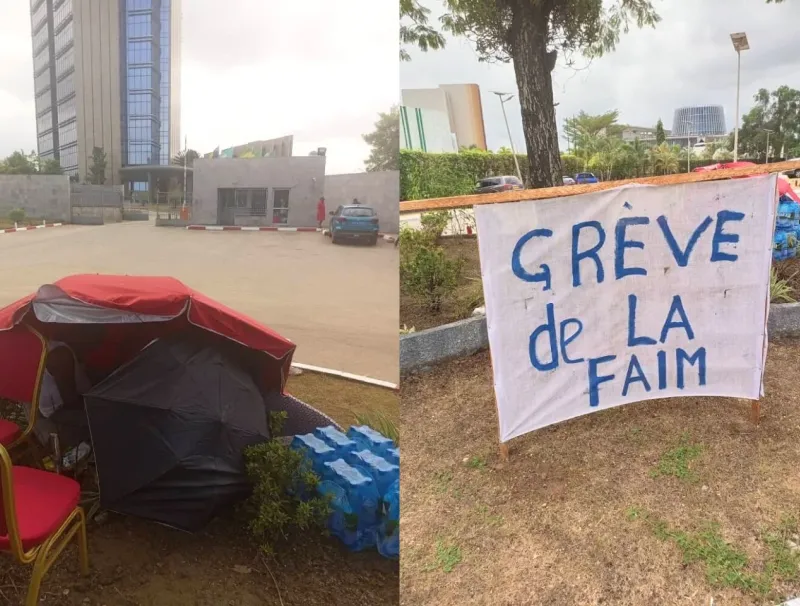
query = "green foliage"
xmin=650 ymin=433 xmax=703 ymax=481
xmin=738 ymin=86 xmax=800 ymax=161
xmin=354 ymin=411 xmax=399 ymax=445
xmin=400 ymin=238 xmax=462 ymax=312
xmin=400 ymin=0 xmax=446 ymax=61
xmin=8 ymin=208 xmax=26 ymax=224
xmin=420 ymin=211 xmax=450 ymax=240
xmin=655 ymin=119 xmax=666 ymax=145
xmin=426 ymin=539 xmax=462 ymax=573
xmin=243 ymin=411 xmax=332 ymax=555
xmin=88 ymin=147 xmax=107 ymax=185
xmin=0 ymin=150 xmax=62 ymax=175
xmin=770 ymin=266 xmax=796 ymax=303
xmin=363 ymin=107 xmax=400 ymax=172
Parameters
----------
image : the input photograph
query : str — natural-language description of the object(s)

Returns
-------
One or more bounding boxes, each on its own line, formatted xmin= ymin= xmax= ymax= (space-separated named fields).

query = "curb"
xmin=291 ymin=362 xmax=399 ymax=391
xmin=187 ymin=225 xmax=321 ymax=232
xmin=400 ymin=303 xmax=800 ymax=374
xmin=0 ymin=223 xmax=64 ymax=234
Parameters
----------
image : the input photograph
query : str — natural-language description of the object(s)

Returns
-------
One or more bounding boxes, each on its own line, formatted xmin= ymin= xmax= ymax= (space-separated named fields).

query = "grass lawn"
xmin=401 ymin=340 xmax=800 ymax=605
xmin=1 ymin=374 xmax=398 ymax=605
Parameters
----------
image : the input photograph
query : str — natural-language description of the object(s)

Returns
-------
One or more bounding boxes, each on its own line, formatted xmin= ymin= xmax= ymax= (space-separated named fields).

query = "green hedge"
xmin=400 ymin=149 xmax=722 ymax=202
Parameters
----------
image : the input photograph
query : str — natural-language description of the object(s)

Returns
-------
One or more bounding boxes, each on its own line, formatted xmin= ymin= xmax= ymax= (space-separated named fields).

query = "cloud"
xmin=400 ymin=0 xmax=800 ymax=152
xmin=0 ymin=0 xmax=398 ymax=175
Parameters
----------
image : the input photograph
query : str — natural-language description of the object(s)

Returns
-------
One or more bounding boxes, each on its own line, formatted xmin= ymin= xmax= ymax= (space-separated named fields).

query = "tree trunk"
xmin=509 ymin=2 xmax=562 ymax=188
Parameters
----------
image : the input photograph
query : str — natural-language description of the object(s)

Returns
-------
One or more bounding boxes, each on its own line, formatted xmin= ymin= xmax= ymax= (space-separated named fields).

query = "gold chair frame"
xmin=0 ymin=443 xmax=89 ymax=605
xmin=6 ymin=324 xmax=48 ymax=454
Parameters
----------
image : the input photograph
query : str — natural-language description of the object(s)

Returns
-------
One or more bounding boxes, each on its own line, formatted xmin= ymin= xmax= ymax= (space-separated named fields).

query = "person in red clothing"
xmin=316 ymin=197 xmax=326 ymax=229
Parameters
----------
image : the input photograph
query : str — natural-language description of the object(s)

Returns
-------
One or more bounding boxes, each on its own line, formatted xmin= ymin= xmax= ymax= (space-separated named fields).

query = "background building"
xmin=204 ymin=136 xmax=294 ymax=159
xmin=401 ymin=84 xmax=487 ymax=150
xmin=399 ymin=106 xmax=458 ymax=153
xmin=671 ymin=106 xmax=727 ymax=138
xmin=29 ymin=0 xmax=181 ymax=191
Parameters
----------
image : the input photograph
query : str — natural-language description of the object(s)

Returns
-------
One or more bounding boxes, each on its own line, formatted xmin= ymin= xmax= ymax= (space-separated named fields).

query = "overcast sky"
xmin=0 ymin=0 xmax=398 ymax=175
xmin=400 ymin=0 xmax=800 ymax=153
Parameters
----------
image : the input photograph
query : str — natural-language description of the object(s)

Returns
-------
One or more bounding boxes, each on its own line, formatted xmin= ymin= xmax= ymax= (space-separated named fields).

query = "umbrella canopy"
xmin=0 ymin=275 xmax=296 ymax=399
xmin=84 ymin=337 xmax=271 ymax=531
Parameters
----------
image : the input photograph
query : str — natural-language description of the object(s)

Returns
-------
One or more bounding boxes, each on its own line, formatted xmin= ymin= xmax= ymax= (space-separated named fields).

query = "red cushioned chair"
xmin=0 ymin=325 xmax=47 ymax=455
xmin=0 ymin=442 xmax=89 ymax=605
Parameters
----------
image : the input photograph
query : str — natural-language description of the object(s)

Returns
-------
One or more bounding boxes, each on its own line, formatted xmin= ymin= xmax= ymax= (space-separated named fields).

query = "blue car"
xmin=330 ymin=205 xmax=380 ymax=245
xmin=575 ymin=172 xmax=599 ymax=184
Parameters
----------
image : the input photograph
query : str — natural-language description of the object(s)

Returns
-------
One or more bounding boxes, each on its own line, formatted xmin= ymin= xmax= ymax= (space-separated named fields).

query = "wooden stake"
xmin=750 ymin=399 xmax=761 ymax=426
xmin=499 ymin=441 xmax=509 ymax=462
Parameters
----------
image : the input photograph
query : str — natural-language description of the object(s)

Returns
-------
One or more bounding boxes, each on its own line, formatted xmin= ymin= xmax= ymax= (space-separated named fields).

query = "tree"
xmin=648 ymin=142 xmax=680 ymax=175
xmin=442 ymin=0 xmax=659 ymax=188
xmin=88 ymin=147 xmax=107 ymax=185
xmin=736 ymin=86 xmax=800 ymax=160
xmin=363 ymin=106 xmax=400 ymax=172
xmin=400 ymin=0 xmax=446 ymax=61
xmin=655 ymin=119 xmax=666 ymax=145
xmin=39 ymin=158 xmax=63 ymax=175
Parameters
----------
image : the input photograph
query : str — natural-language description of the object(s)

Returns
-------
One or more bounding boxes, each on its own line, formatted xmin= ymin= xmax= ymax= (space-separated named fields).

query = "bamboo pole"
xmin=400 ymin=160 xmax=800 ymax=213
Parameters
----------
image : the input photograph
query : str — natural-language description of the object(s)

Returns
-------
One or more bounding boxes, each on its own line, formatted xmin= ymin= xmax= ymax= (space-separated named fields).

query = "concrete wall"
xmin=324 ymin=171 xmax=399 ymax=234
xmin=0 ymin=175 xmax=71 ymax=222
xmin=71 ymin=205 xmax=122 ymax=224
xmin=192 ymin=157 xmax=326 ymax=226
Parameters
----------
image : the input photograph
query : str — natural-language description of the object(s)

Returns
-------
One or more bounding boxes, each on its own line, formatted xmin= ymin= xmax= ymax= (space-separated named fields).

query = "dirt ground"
xmin=400 ymin=237 xmax=482 ymax=331
xmin=0 ymin=222 xmax=398 ymax=382
xmin=400 ymin=340 xmax=800 ymax=606
xmin=1 ymin=374 xmax=399 ymax=605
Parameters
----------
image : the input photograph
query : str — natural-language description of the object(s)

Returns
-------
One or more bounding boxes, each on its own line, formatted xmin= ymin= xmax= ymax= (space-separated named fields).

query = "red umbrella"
xmin=778 ymin=176 xmax=800 ymax=203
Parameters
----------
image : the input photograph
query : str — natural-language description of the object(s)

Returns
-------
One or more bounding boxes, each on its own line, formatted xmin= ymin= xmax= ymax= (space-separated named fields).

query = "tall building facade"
xmin=29 ymin=0 xmax=181 ymax=189
xmin=672 ymin=106 xmax=726 ymax=138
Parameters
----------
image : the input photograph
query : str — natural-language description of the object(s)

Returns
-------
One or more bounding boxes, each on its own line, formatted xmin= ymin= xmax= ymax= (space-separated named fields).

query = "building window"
xmin=236 ymin=189 xmax=249 ymax=208
xmin=38 ymin=132 xmax=54 ymax=155
xmin=251 ymin=189 xmax=267 ymax=216
xmin=57 ymin=99 xmax=76 ymax=126
xmin=54 ymin=0 xmax=72 ymax=30
xmin=35 ymin=89 xmax=52 ymax=115
xmin=273 ymin=189 xmax=290 ymax=225
xmin=54 ymin=19 xmax=73 ymax=55
xmin=58 ymin=119 xmax=76 ymax=147
xmin=128 ymin=67 xmax=154 ymax=91
xmin=55 ymin=46 xmax=74 ymax=77
xmin=59 ymin=143 xmax=77 ymax=172
xmin=31 ymin=1 xmax=48 ymax=33
xmin=128 ymin=0 xmax=153 ymax=10
xmin=56 ymin=71 xmax=74 ymax=101
xmin=34 ymin=69 xmax=51 ymax=95
xmin=219 ymin=189 xmax=235 ymax=209
xmin=36 ymin=112 xmax=52 ymax=133
xmin=33 ymin=46 xmax=49 ymax=74
xmin=127 ymin=14 xmax=152 ymax=38
xmin=128 ymin=40 xmax=153 ymax=64
xmin=32 ymin=23 xmax=49 ymax=54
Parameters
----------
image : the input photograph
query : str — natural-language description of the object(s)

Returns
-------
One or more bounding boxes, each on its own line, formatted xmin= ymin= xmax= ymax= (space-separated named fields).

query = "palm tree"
xmin=648 ymin=143 xmax=680 ymax=175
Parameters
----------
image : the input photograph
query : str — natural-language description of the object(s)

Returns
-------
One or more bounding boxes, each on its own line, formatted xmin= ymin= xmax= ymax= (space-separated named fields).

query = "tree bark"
xmin=508 ymin=3 xmax=562 ymax=188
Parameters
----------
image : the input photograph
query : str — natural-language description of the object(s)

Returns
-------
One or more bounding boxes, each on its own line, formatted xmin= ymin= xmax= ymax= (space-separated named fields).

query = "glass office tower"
xmin=29 ymin=0 xmax=180 ymax=190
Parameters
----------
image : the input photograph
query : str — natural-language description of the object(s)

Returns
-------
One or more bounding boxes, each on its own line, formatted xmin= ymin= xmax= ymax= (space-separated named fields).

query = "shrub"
xmin=400 ymin=244 xmax=462 ymax=312
xmin=770 ymin=266 xmax=796 ymax=303
xmin=243 ymin=411 xmax=331 ymax=555
xmin=354 ymin=411 xmax=399 ymax=445
xmin=8 ymin=208 xmax=25 ymax=224
xmin=420 ymin=211 xmax=450 ymax=240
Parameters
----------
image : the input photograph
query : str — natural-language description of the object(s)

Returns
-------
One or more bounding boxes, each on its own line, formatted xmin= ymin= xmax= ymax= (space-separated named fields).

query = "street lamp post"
xmin=730 ymin=32 xmax=750 ymax=162
xmin=683 ymin=121 xmax=693 ymax=173
xmin=491 ymin=91 xmax=523 ymax=183
xmin=761 ymin=128 xmax=774 ymax=162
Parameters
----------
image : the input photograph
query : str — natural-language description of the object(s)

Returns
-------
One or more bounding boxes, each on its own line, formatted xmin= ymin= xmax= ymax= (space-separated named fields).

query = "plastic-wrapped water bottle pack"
xmin=774 ymin=195 xmax=800 ymax=261
xmin=291 ymin=425 xmax=400 ymax=559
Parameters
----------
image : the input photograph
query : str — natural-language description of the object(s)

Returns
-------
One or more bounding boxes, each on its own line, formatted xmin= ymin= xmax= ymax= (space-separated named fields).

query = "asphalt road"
xmin=0 ymin=222 xmax=399 ymax=382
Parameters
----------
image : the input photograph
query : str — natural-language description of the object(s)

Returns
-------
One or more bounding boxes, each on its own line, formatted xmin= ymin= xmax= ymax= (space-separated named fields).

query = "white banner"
xmin=476 ymin=176 xmax=776 ymax=442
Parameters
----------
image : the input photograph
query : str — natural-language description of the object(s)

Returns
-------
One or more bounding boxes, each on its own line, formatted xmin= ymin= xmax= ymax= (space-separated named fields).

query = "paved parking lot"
xmin=0 ymin=222 xmax=399 ymax=382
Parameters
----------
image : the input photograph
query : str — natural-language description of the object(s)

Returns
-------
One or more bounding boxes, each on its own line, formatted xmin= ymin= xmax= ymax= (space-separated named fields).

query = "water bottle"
xmin=323 ymin=459 xmax=380 ymax=528
xmin=290 ymin=433 xmax=337 ymax=475
xmin=315 ymin=426 xmax=358 ymax=457
xmin=377 ymin=479 xmax=399 ymax=560
xmin=347 ymin=425 xmax=394 ymax=457
xmin=346 ymin=449 xmax=399 ymax=496
xmin=385 ymin=447 xmax=400 ymax=466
